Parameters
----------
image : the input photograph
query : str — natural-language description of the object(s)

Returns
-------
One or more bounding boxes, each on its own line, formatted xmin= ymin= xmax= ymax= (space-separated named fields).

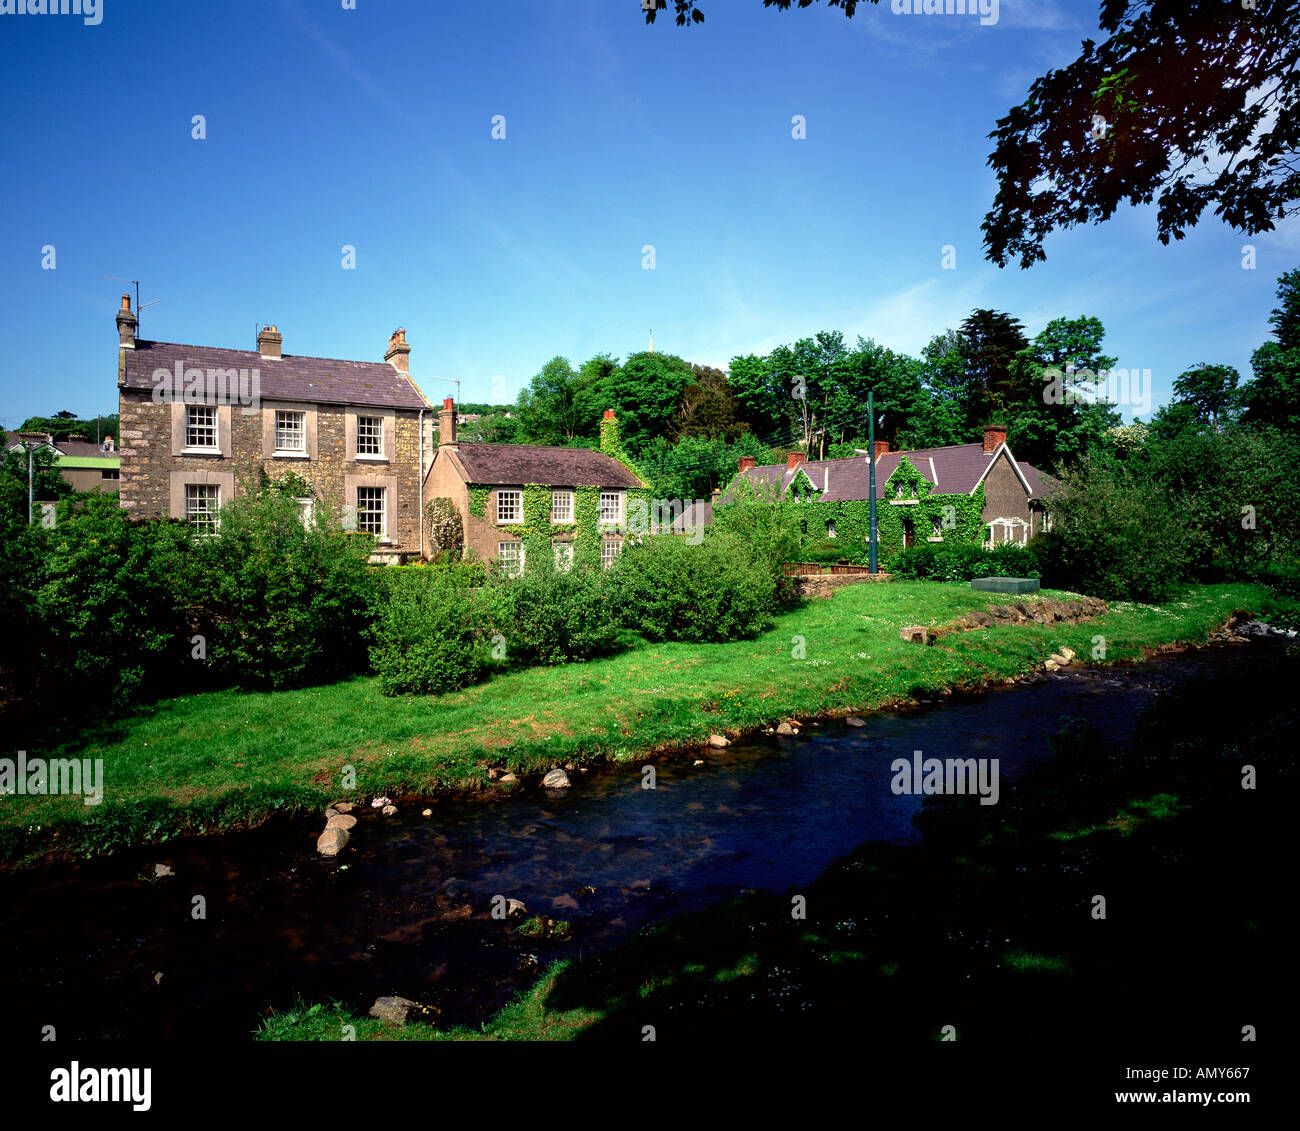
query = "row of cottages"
xmin=709 ymin=426 xmax=1056 ymax=554
xmin=114 ymin=296 xmax=645 ymax=564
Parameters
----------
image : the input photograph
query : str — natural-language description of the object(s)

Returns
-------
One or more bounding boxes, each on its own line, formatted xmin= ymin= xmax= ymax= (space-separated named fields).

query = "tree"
xmin=643 ymin=0 xmax=867 ymax=26
xmin=514 ymin=356 xmax=582 ymax=445
xmin=1171 ymin=363 xmax=1243 ymax=432
xmin=984 ymin=0 xmax=1300 ymax=267
xmin=674 ymin=364 xmax=748 ymax=441
xmin=958 ymin=309 xmax=1028 ymax=430
xmin=595 ymin=351 xmax=695 ymax=455
xmin=1242 ymin=267 xmax=1300 ymax=431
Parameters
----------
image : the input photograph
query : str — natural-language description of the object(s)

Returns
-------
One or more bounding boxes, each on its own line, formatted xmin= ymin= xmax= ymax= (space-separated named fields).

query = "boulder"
xmin=498 ymin=773 xmax=519 ymax=785
xmin=152 ymin=863 xmax=174 ymax=879
xmin=317 ymin=827 xmax=349 ymax=856
xmin=542 ymin=768 xmax=571 ymax=789
xmin=707 ymin=734 xmax=730 ymax=748
xmin=381 ymin=804 xmax=398 ymax=817
xmin=422 ymin=809 xmax=433 ymax=817
xmin=325 ymin=813 xmax=357 ymax=831
xmin=775 ymin=722 xmax=797 ymax=736
xmin=334 ymin=801 xmax=354 ymax=814
xmin=1049 ymin=652 xmax=1070 ymax=666
xmin=369 ymin=996 xmax=420 ymax=1026
xmin=324 ymin=807 xmax=339 ymax=819
xmin=1060 ymin=646 xmax=1077 ymax=661
xmin=844 ymin=717 xmax=867 ymax=728
xmin=1045 ymin=660 xmax=1061 ymax=672
xmin=505 ymin=898 xmax=527 ymax=918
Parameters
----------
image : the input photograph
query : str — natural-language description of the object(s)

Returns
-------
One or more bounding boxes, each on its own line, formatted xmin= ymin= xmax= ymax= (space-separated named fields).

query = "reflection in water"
xmin=0 ymin=649 xmax=1251 ymax=1039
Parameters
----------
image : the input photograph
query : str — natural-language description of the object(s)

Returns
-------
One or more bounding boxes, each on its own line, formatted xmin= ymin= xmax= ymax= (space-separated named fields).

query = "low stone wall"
xmin=795 ymin=572 xmax=892 ymax=600
xmin=900 ymin=595 xmax=1109 ymax=644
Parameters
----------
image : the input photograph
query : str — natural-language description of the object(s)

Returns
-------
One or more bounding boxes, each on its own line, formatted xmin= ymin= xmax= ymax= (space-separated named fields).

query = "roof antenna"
xmin=103 ymin=276 xmax=160 ymax=336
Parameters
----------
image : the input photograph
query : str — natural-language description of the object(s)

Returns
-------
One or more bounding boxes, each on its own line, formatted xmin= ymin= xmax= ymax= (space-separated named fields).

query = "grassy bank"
xmin=0 ymin=580 xmax=1279 ymax=866
xmin=260 ymin=636 xmax=1294 ymax=1044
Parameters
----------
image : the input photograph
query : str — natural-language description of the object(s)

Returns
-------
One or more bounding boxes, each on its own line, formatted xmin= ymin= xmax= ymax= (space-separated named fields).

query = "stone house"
xmin=3 ymin=431 xmax=120 ymax=496
xmin=714 ymin=425 xmax=1056 ymax=558
xmin=114 ymin=295 xmax=433 ymax=560
xmin=422 ymin=399 xmax=647 ymax=570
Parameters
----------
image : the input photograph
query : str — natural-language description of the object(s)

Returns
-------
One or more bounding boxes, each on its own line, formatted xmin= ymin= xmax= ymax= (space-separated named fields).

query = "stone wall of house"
xmin=119 ymin=387 xmax=425 ymax=555
xmin=423 ymin=446 xmax=471 ymax=559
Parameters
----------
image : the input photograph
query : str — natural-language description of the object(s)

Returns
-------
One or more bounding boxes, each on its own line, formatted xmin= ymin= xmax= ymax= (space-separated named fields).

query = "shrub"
xmin=31 ymin=494 xmax=195 ymax=718
xmin=483 ymin=550 xmax=625 ymax=665
xmin=187 ymin=492 xmax=379 ymax=689
xmin=610 ymin=532 xmax=776 ymax=642
xmin=369 ymin=566 xmax=486 ymax=695
xmin=887 ymin=541 xmax=1041 ymax=583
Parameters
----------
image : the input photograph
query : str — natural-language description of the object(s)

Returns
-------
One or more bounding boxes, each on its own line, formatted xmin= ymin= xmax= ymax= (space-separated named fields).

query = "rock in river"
xmin=317 ymin=827 xmax=349 ymax=856
xmin=325 ymin=814 xmax=357 ymax=831
xmin=542 ymin=768 xmax=571 ymax=790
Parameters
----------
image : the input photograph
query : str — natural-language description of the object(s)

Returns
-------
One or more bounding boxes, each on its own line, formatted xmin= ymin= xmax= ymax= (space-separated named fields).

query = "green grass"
xmin=0 ymin=580 xmax=1270 ymax=866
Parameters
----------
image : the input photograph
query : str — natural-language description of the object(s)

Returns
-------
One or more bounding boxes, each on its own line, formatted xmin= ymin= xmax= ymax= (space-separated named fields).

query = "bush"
xmin=31 ymin=494 xmax=195 ymax=717
xmin=369 ymin=566 xmax=486 ymax=695
xmin=887 ymin=541 xmax=1042 ymax=583
xmin=483 ymin=550 xmax=626 ymax=665
xmin=611 ymin=532 xmax=777 ymax=643
xmin=188 ymin=492 xmax=379 ymax=689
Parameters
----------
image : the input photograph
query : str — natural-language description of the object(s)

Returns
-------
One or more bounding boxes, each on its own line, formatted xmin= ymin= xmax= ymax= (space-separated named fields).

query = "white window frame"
xmin=184 ymin=405 xmax=219 ymax=452
xmin=551 ymin=488 xmax=574 ymax=524
xmin=274 ymin=409 xmax=306 ymax=454
xmin=554 ymin=542 xmax=574 ymax=571
xmin=356 ymin=414 xmax=384 ymax=457
xmin=497 ymin=489 xmax=523 ymax=524
xmin=601 ymin=539 xmax=622 ymax=569
xmin=499 ymin=540 xmax=524 ymax=576
xmin=185 ymin=483 xmax=221 ymax=536
xmin=356 ymin=486 xmax=386 ymax=536
xmin=599 ymin=490 xmax=624 ymax=525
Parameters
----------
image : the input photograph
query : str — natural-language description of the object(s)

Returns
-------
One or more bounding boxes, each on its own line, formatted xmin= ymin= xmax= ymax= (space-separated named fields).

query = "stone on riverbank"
xmin=708 ymin=734 xmax=730 ymax=748
xmin=542 ymin=768 xmax=571 ymax=790
xmin=325 ymin=814 xmax=357 ymax=831
xmin=317 ymin=827 xmax=349 ymax=856
xmin=369 ymin=996 xmax=420 ymax=1026
xmin=844 ymin=717 xmax=867 ymax=727
xmin=775 ymin=722 xmax=798 ymax=736
xmin=334 ymin=802 xmax=354 ymax=814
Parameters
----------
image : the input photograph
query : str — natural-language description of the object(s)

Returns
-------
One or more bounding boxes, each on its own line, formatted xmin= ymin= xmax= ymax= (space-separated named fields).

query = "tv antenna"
xmin=102 ymin=276 xmax=161 ymax=335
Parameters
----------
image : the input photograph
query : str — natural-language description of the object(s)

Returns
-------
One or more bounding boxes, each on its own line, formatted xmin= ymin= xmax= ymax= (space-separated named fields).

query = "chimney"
xmin=786 ymin=451 xmax=806 ymax=470
xmin=438 ymin=396 xmax=457 ymax=446
xmin=257 ymin=324 xmax=282 ymax=360
xmin=873 ymin=440 xmax=889 ymax=460
xmin=983 ymin=425 xmax=1007 ymax=453
xmin=600 ymin=409 xmax=620 ymax=456
xmin=739 ymin=456 xmax=756 ymax=473
xmin=116 ymin=294 xmax=136 ymax=349
xmin=385 ymin=328 xmax=410 ymax=374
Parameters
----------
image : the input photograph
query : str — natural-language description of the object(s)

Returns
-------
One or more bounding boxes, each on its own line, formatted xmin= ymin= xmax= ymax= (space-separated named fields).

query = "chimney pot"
xmin=873 ymin=440 xmax=890 ymax=459
xmin=603 ymin=409 xmax=616 ymax=420
xmin=438 ymin=396 xmax=456 ymax=446
xmin=786 ymin=451 xmax=806 ymax=470
xmin=739 ymin=456 xmax=756 ymax=473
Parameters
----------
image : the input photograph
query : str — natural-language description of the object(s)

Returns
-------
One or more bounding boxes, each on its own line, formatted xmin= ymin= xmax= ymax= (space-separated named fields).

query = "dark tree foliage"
xmin=984 ymin=0 xmax=1300 ymax=267
xmin=643 ymin=0 xmax=867 ymax=26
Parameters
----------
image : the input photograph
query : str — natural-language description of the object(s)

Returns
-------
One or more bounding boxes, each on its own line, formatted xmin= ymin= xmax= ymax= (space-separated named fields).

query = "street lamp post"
xmin=867 ymin=391 xmax=878 ymax=574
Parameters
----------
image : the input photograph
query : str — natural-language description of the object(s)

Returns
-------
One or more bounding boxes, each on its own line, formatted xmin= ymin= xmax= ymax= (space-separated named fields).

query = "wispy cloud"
xmin=278 ymin=0 xmax=403 ymax=116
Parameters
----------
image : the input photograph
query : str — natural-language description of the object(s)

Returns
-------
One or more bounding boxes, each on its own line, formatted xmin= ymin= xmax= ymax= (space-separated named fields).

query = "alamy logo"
xmin=891 ymin=0 xmax=999 ymax=26
xmin=151 ymin=360 xmax=261 ymax=415
xmin=891 ymin=749 xmax=999 ymax=806
xmin=0 ymin=751 xmax=104 ymax=806
xmin=1042 ymin=366 xmax=1151 ymax=414
xmin=50 ymin=1063 xmax=150 ymax=1112
xmin=0 ymin=0 xmax=102 ymax=25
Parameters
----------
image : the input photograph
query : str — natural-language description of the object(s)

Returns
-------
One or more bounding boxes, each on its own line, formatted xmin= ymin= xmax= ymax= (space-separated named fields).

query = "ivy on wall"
xmin=424 ymin=497 xmax=464 ymax=561
xmin=718 ymin=455 xmax=987 ymax=564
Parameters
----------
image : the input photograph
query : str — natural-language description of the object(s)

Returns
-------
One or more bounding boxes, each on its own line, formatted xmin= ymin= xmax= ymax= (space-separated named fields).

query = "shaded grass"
xmin=0 ymin=580 xmax=1269 ymax=866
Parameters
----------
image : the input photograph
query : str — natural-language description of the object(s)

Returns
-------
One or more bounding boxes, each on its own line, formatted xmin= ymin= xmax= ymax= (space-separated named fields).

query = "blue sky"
xmin=1 ymin=0 xmax=1296 ymax=429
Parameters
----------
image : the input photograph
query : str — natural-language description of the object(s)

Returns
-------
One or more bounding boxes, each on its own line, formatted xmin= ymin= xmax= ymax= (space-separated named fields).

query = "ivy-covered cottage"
xmin=115 ymin=295 xmax=433 ymax=561
xmin=717 ymin=426 xmax=1056 ymax=559
xmin=423 ymin=399 xmax=649 ymax=570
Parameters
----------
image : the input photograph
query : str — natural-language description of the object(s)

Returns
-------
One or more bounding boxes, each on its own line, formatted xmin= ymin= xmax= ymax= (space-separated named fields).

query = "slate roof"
xmin=121 ymin=339 xmax=430 ymax=411
xmin=722 ymin=443 xmax=1055 ymax=503
xmin=57 ymin=440 xmax=117 ymax=460
xmin=451 ymin=442 xmax=643 ymax=488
